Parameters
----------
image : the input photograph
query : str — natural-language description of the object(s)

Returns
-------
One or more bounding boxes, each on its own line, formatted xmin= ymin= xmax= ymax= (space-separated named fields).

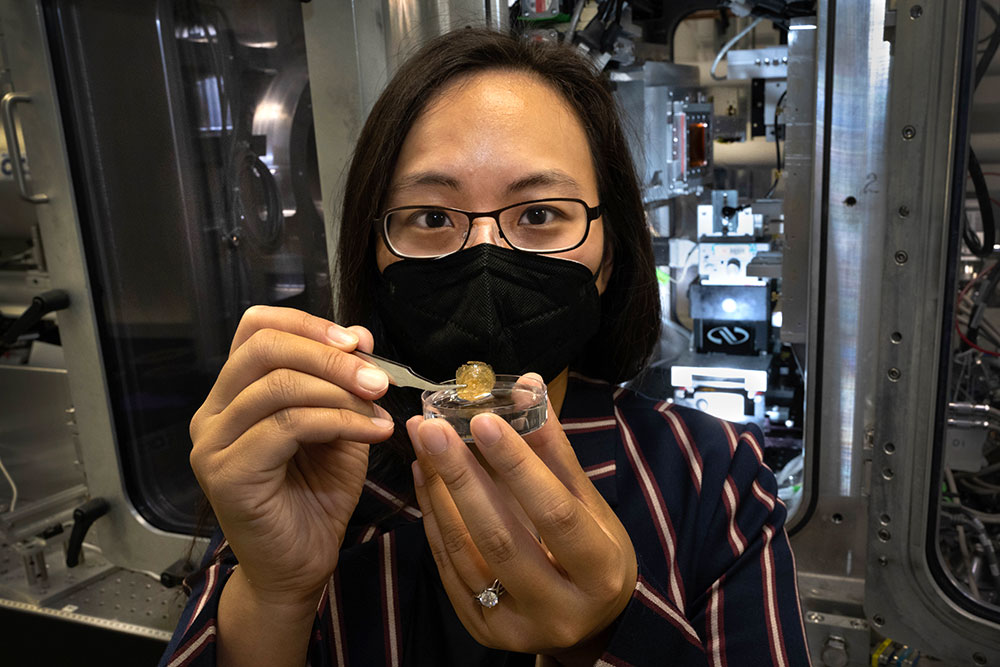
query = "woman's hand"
xmin=407 ymin=375 xmax=637 ymax=664
xmin=189 ymin=305 xmax=395 ymax=608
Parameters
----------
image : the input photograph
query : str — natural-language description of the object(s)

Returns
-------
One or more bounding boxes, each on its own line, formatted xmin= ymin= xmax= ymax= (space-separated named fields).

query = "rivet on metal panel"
xmin=888 ymin=367 xmax=902 ymax=381
xmin=882 ymin=467 xmax=895 ymax=480
xmin=872 ymin=614 xmax=885 ymax=627
xmin=877 ymin=528 xmax=891 ymax=541
xmin=878 ymin=556 xmax=889 ymax=566
xmin=973 ymin=653 xmax=987 ymax=666
xmin=831 ymin=512 xmax=844 ymax=524
xmin=890 ymin=331 xmax=903 ymax=343
xmin=894 ymin=251 xmax=909 ymax=264
xmin=902 ymin=125 xmax=917 ymax=140
xmin=884 ymin=442 xmax=896 ymax=454
xmin=909 ymin=5 xmax=923 ymax=19
xmin=879 ymin=513 xmax=891 ymax=525
xmin=898 ymin=205 xmax=910 ymax=217
xmin=806 ymin=611 xmax=824 ymax=623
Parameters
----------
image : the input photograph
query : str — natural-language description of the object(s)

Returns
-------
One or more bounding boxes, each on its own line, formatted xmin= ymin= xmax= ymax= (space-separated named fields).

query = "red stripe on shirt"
xmin=584 ymin=461 xmax=616 ymax=480
xmin=706 ymin=576 xmax=728 ymax=667
xmin=738 ymin=430 xmax=766 ymax=467
xmin=657 ymin=402 xmax=704 ymax=495
xmin=722 ymin=475 xmax=748 ymax=556
xmin=330 ymin=570 xmax=349 ymax=667
xmin=617 ymin=406 xmax=687 ymax=611
xmin=635 ymin=577 xmax=702 ymax=649
xmin=721 ymin=420 xmax=739 ymax=457
xmin=167 ymin=620 xmax=217 ymax=667
xmin=380 ymin=532 xmax=401 ymax=667
xmin=752 ymin=479 xmax=777 ymax=512
xmin=760 ymin=525 xmax=789 ymax=667
xmin=364 ymin=480 xmax=421 ymax=519
xmin=562 ymin=417 xmax=617 ymax=434
xmin=184 ymin=561 xmax=219 ymax=634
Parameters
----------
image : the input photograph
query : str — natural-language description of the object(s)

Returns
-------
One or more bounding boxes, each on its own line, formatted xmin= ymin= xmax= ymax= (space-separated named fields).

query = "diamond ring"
xmin=474 ymin=579 xmax=505 ymax=608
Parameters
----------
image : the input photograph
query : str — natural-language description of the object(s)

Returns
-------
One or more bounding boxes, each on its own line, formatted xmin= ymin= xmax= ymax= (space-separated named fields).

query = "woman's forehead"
xmin=390 ymin=70 xmax=598 ymax=199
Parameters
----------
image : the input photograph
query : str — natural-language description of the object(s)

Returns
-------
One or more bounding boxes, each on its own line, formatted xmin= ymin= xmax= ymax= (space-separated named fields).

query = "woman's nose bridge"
xmin=466 ymin=214 xmax=502 ymax=246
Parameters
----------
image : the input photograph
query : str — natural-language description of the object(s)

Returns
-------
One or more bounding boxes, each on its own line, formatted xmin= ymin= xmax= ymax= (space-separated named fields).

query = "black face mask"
xmin=374 ymin=244 xmax=602 ymax=383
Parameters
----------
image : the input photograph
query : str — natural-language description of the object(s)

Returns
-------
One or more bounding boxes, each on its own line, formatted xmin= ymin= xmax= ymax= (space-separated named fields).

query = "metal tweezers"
xmin=354 ymin=350 xmax=459 ymax=392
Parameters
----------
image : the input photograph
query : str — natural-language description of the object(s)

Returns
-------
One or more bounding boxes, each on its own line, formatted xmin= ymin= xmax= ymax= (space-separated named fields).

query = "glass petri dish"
xmin=421 ymin=375 xmax=547 ymax=443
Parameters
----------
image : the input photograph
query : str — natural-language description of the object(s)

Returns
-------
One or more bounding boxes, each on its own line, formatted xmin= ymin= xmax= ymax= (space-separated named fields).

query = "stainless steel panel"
xmin=0 ymin=0 xmax=192 ymax=571
xmin=303 ymin=1 xmax=508 ymax=304
xmin=868 ymin=0 xmax=1000 ymax=661
xmin=0 ymin=366 xmax=83 ymax=510
xmin=792 ymin=0 xmax=892 ymax=643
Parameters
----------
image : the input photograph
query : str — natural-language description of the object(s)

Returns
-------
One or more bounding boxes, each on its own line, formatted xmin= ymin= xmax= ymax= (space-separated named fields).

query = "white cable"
xmin=0 ymin=455 xmax=18 ymax=512
xmin=710 ymin=16 xmax=764 ymax=81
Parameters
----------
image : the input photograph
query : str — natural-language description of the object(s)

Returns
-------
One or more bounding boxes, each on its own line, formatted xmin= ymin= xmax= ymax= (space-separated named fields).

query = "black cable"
xmin=977 ymin=2 xmax=1000 ymax=89
xmin=966 ymin=148 xmax=997 ymax=261
xmin=764 ymin=89 xmax=788 ymax=199
xmin=962 ymin=4 xmax=998 ymax=258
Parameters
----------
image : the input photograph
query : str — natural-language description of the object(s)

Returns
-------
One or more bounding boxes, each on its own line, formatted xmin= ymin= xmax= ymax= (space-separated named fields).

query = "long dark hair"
xmin=335 ymin=28 xmax=660 ymax=490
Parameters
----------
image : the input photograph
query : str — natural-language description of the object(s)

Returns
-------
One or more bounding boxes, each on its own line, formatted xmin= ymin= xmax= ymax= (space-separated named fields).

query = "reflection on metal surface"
xmin=822 ymin=0 xmax=890 ymax=499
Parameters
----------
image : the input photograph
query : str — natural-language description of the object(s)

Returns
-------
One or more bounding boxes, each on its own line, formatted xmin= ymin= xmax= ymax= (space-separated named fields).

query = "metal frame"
xmin=1 ymin=0 xmax=191 ymax=572
xmin=869 ymin=0 xmax=1000 ymax=662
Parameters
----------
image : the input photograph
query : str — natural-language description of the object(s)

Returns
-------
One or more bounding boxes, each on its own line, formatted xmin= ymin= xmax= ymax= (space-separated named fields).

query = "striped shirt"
xmin=160 ymin=374 xmax=812 ymax=666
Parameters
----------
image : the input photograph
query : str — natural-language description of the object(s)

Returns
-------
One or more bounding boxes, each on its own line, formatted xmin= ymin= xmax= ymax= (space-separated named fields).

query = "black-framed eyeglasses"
xmin=377 ymin=197 xmax=602 ymax=260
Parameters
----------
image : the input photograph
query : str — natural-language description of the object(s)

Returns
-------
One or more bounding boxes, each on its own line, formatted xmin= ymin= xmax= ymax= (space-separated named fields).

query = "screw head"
xmin=910 ymin=5 xmax=923 ymax=19
xmin=878 ymin=556 xmax=888 ymax=566
xmin=902 ymin=125 xmax=917 ymax=140
xmin=872 ymin=614 xmax=885 ymax=627
xmin=894 ymin=250 xmax=909 ymax=264
xmin=898 ymin=205 xmax=910 ymax=217
xmin=888 ymin=367 xmax=901 ymax=381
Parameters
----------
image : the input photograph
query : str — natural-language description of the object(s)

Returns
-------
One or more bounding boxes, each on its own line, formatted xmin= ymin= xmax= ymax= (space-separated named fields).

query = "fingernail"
xmin=411 ymin=461 xmax=425 ymax=487
xmin=357 ymin=367 xmax=388 ymax=393
xmin=471 ymin=413 xmax=502 ymax=446
xmin=370 ymin=417 xmax=394 ymax=429
xmin=374 ymin=404 xmax=392 ymax=420
xmin=327 ymin=325 xmax=358 ymax=346
xmin=421 ymin=422 xmax=449 ymax=454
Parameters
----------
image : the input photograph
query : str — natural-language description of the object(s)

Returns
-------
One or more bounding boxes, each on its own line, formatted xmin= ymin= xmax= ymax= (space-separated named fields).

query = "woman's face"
xmin=376 ymin=70 xmax=612 ymax=293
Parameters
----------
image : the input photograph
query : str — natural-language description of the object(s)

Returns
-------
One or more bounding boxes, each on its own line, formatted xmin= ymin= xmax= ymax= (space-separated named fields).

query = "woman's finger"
xmin=406 ymin=418 xmax=493 ymax=591
xmin=195 ymin=405 xmax=393 ymax=475
xmin=230 ymin=305 xmax=368 ymax=355
xmin=412 ymin=418 xmax=560 ymax=604
xmin=207 ymin=369 xmax=384 ymax=448
xmin=468 ymin=413 xmax=621 ymax=588
xmin=203 ymin=328 xmax=389 ymax=414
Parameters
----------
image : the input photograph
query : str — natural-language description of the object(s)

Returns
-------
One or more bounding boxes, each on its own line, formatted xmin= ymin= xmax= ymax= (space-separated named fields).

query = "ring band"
xmin=474 ymin=579 xmax=505 ymax=608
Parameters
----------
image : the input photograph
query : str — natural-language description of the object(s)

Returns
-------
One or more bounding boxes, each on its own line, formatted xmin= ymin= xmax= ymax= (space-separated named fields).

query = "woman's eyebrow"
xmin=390 ymin=169 xmax=583 ymax=196
xmin=505 ymin=170 xmax=583 ymax=196
xmin=391 ymin=171 xmax=462 ymax=194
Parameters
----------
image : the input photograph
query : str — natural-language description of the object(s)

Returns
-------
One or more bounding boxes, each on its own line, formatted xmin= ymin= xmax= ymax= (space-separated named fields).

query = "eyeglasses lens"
xmin=385 ymin=199 xmax=589 ymax=258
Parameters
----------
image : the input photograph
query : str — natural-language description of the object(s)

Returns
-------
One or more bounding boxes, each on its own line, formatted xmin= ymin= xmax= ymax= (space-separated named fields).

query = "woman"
xmin=161 ymin=28 xmax=811 ymax=667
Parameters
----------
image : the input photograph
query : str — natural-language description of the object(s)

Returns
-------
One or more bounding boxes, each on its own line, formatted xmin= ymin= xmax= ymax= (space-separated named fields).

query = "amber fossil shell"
xmin=455 ymin=361 xmax=495 ymax=401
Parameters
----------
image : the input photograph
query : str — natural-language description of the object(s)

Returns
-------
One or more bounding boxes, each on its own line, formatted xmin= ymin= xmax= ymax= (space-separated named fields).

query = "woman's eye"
xmin=521 ymin=207 xmax=555 ymax=225
xmin=413 ymin=210 xmax=452 ymax=228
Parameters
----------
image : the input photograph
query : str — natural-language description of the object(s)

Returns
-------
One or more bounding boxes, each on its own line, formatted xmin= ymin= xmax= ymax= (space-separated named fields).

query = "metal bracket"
xmin=1 ymin=91 xmax=48 ymax=203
